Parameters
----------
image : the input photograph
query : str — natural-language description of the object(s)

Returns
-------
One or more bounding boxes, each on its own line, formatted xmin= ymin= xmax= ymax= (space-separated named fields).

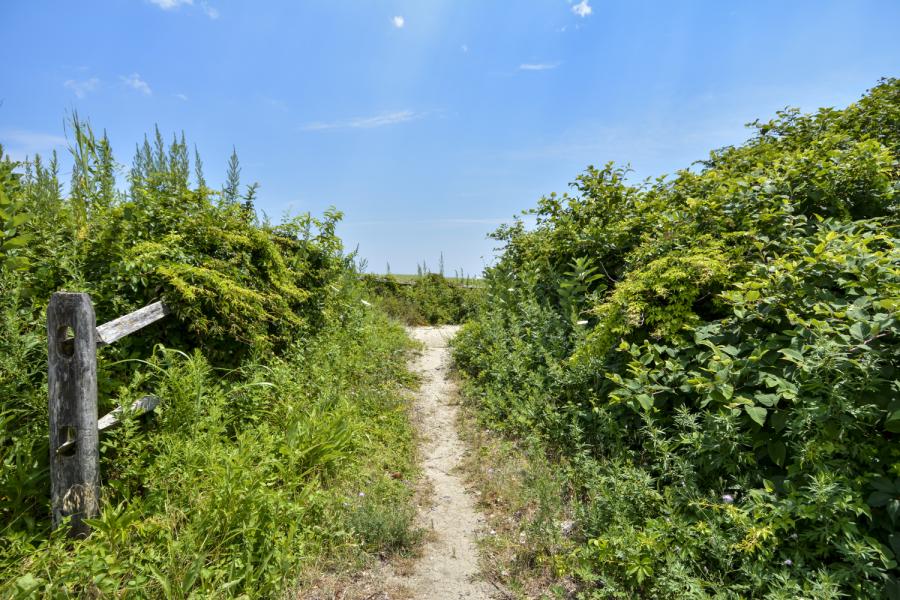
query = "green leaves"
xmin=1 ymin=234 xmax=32 ymax=250
xmin=767 ymin=440 xmax=786 ymax=466
xmin=635 ymin=393 xmax=654 ymax=412
xmin=0 ymin=153 xmax=32 ymax=271
xmin=886 ymin=400 xmax=900 ymax=433
xmin=453 ymin=79 xmax=900 ymax=598
xmin=744 ymin=405 xmax=768 ymax=426
xmin=867 ymin=479 xmax=900 ymax=529
xmin=778 ymin=348 xmax=804 ymax=363
xmin=849 ymin=321 xmax=870 ymax=341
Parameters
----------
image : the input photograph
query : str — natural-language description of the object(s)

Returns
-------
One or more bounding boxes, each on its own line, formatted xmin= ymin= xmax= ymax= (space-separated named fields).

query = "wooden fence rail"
xmin=47 ymin=293 xmax=169 ymax=537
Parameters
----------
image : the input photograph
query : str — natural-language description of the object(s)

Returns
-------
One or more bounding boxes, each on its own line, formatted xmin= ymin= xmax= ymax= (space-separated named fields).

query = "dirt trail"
xmin=393 ymin=325 xmax=492 ymax=599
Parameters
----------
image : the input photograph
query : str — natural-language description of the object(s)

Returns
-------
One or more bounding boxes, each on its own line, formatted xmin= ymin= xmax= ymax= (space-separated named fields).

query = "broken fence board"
xmin=96 ymin=301 xmax=170 ymax=346
xmin=54 ymin=396 xmax=160 ymax=456
xmin=97 ymin=395 xmax=160 ymax=431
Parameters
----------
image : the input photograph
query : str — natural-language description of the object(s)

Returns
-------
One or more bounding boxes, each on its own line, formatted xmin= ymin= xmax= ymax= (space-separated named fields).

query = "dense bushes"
xmin=0 ymin=123 xmax=419 ymax=596
xmin=362 ymin=273 xmax=481 ymax=325
xmin=454 ymin=79 xmax=900 ymax=597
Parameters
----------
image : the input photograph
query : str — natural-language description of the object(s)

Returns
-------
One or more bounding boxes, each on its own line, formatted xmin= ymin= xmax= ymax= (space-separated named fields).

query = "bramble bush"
xmin=454 ymin=78 xmax=900 ymax=598
xmin=0 ymin=120 xmax=420 ymax=597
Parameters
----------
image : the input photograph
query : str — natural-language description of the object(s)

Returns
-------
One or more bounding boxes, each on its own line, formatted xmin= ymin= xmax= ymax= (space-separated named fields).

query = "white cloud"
xmin=461 ymin=44 xmax=469 ymax=53
xmin=392 ymin=15 xmax=405 ymax=28
xmin=572 ymin=0 xmax=592 ymax=17
xmin=1 ymin=130 xmax=68 ymax=161
xmin=64 ymin=77 xmax=99 ymax=98
xmin=519 ymin=62 xmax=561 ymax=71
xmin=121 ymin=73 xmax=152 ymax=95
xmin=148 ymin=0 xmax=218 ymax=19
xmin=200 ymin=1 xmax=219 ymax=19
xmin=148 ymin=0 xmax=191 ymax=9
xmin=175 ymin=93 xmax=189 ymax=101
xmin=303 ymin=110 xmax=421 ymax=131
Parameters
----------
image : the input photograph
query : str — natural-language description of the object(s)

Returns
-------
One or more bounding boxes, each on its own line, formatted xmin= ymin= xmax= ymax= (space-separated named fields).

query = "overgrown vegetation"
xmin=362 ymin=272 xmax=481 ymax=325
xmin=0 ymin=121 xmax=420 ymax=597
xmin=454 ymin=79 xmax=900 ymax=598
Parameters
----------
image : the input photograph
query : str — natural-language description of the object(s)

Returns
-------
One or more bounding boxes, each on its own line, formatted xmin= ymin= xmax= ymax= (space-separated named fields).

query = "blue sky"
xmin=2 ymin=1 xmax=899 ymax=275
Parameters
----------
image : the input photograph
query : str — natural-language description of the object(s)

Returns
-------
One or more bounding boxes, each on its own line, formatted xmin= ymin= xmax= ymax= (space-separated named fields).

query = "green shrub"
xmin=0 ymin=121 xmax=420 ymax=597
xmin=454 ymin=78 xmax=900 ymax=598
xmin=362 ymin=272 xmax=481 ymax=325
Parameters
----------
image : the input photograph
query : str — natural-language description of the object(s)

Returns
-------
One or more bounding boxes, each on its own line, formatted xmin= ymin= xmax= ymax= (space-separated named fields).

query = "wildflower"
xmin=721 ymin=494 xmax=734 ymax=504
xmin=358 ymin=492 xmax=366 ymax=497
xmin=783 ymin=559 xmax=793 ymax=566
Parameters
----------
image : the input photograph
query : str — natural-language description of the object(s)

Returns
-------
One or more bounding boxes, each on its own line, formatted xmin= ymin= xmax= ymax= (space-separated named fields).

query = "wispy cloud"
xmin=64 ymin=77 xmax=99 ymax=98
xmin=148 ymin=0 xmax=191 ymax=9
xmin=1 ymin=130 xmax=68 ymax=161
xmin=572 ymin=0 xmax=592 ymax=17
xmin=148 ymin=0 xmax=219 ymax=19
xmin=200 ymin=1 xmax=219 ymax=18
xmin=175 ymin=93 xmax=189 ymax=101
xmin=302 ymin=110 xmax=422 ymax=131
xmin=519 ymin=62 xmax=561 ymax=71
xmin=461 ymin=44 xmax=469 ymax=53
xmin=392 ymin=15 xmax=405 ymax=28
xmin=121 ymin=73 xmax=152 ymax=95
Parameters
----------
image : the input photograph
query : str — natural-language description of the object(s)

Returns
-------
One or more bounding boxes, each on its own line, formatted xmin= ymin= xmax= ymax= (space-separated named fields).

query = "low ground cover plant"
xmin=454 ymin=79 xmax=900 ymax=598
xmin=0 ymin=122 xmax=420 ymax=597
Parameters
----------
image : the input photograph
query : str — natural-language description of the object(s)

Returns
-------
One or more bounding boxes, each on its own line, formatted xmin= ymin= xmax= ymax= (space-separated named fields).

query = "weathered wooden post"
xmin=47 ymin=292 xmax=100 ymax=537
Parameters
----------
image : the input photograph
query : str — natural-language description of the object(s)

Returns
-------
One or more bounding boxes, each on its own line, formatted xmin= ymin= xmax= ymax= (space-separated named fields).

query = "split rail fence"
xmin=47 ymin=292 xmax=170 ymax=537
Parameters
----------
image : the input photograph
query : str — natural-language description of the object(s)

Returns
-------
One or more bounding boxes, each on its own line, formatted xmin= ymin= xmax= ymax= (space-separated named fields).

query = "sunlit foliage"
xmin=454 ymin=78 xmax=900 ymax=598
xmin=0 ymin=120 xmax=418 ymax=597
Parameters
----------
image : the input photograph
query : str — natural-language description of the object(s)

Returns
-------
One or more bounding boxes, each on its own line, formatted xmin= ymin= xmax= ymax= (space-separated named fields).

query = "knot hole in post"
xmin=56 ymin=426 xmax=77 ymax=457
xmin=57 ymin=325 xmax=76 ymax=357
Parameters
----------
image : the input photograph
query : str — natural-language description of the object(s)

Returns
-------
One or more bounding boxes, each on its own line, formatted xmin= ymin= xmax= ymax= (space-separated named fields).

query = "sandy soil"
xmin=388 ymin=325 xmax=493 ymax=599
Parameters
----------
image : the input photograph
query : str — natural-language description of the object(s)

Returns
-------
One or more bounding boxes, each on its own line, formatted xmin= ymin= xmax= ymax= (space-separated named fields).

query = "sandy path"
xmin=393 ymin=326 xmax=492 ymax=599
